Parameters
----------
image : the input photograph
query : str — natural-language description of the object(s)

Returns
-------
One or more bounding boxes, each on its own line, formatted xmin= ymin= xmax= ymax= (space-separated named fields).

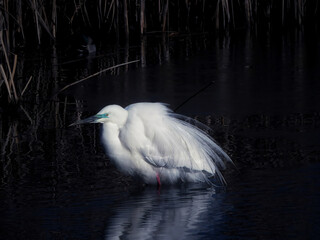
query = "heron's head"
xmin=70 ymin=104 xmax=128 ymax=127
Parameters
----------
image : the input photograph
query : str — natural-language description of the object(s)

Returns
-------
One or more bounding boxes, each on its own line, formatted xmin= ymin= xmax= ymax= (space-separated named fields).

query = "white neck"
xmin=101 ymin=123 xmax=121 ymax=154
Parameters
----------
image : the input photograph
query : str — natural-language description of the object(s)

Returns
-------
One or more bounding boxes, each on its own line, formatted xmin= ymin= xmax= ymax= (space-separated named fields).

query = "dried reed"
xmin=1 ymin=0 xmax=318 ymax=47
xmin=57 ymin=59 xmax=140 ymax=94
xmin=0 ymin=31 xmax=18 ymax=102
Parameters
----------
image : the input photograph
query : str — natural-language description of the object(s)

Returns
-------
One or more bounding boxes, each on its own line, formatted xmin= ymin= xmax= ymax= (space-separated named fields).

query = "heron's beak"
xmin=69 ymin=115 xmax=100 ymax=126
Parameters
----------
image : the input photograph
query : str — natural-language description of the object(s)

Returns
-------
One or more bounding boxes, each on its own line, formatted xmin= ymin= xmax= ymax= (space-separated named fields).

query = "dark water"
xmin=105 ymin=165 xmax=320 ymax=240
xmin=1 ymin=33 xmax=320 ymax=239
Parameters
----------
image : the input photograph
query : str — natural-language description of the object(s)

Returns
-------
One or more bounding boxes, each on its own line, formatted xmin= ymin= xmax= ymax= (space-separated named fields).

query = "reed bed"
xmin=0 ymin=0 xmax=318 ymax=47
xmin=0 ymin=0 xmax=319 ymax=106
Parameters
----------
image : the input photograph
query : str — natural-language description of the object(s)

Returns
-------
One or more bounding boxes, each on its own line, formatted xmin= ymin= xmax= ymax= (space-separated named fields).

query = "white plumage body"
xmin=96 ymin=102 xmax=231 ymax=185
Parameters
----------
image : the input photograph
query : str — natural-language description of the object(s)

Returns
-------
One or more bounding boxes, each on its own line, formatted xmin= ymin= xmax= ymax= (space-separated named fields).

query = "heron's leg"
xmin=156 ymin=173 xmax=161 ymax=187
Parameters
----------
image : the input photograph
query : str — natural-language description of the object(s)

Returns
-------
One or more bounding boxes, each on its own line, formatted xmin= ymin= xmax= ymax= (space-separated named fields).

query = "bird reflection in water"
xmin=104 ymin=186 xmax=225 ymax=239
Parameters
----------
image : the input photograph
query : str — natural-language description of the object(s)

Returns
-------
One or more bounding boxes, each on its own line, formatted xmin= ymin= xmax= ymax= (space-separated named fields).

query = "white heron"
xmin=71 ymin=102 xmax=232 ymax=186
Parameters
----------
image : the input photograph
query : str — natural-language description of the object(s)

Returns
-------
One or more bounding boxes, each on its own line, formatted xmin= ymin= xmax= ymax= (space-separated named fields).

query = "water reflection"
xmin=105 ymin=186 xmax=225 ymax=240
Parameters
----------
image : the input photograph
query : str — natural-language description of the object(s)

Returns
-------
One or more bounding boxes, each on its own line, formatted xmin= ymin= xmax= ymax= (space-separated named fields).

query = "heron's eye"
xmin=97 ymin=113 xmax=109 ymax=118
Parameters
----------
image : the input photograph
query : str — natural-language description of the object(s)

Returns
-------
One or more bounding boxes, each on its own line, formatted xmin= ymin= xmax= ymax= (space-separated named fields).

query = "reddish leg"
xmin=156 ymin=173 xmax=161 ymax=188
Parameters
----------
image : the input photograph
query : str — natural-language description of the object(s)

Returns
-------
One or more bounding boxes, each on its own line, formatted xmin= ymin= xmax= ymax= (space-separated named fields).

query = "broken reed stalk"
xmin=0 ymin=64 xmax=13 ymax=100
xmin=0 ymin=63 xmax=19 ymax=102
xmin=57 ymin=59 xmax=140 ymax=94
xmin=31 ymin=0 xmax=41 ymax=44
xmin=162 ymin=0 xmax=169 ymax=32
xmin=52 ymin=0 xmax=57 ymax=38
xmin=20 ymin=105 xmax=33 ymax=124
xmin=9 ymin=54 xmax=19 ymax=101
xmin=82 ymin=2 xmax=92 ymax=27
xmin=0 ymin=31 xmax=12 ymax=80
xmin=3 ymin=0 xmax=10 ymax=51
xmin=0 ymin=31 xmax=19 ymax=102
xmin=115 ymin=0 xmax=119 ymax=41
xmin=123 ymin=0 xmax=129 ymax=39
xmin=1 ymin=123 xmax=13 ymax=157
xmin=21 ymin=76 xmax=33 ymax=96
xmin=140 ymin=0 xmax=146 ymax=34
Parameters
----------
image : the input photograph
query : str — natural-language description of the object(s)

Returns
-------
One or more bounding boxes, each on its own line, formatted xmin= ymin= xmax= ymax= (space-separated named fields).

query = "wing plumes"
xmin=121 ymin=103 xmax=232 ymax=185
xmin=167 ymin=116 xmax=231 ymax=185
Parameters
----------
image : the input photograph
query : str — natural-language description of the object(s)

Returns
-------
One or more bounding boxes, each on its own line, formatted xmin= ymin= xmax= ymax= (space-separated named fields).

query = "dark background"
xmin=1 ymin=1 xmax=320 ymax=239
